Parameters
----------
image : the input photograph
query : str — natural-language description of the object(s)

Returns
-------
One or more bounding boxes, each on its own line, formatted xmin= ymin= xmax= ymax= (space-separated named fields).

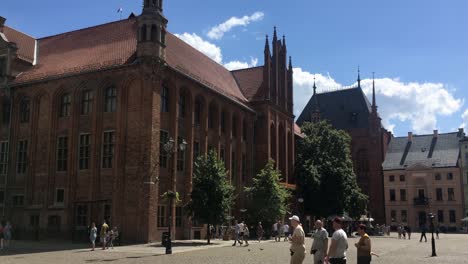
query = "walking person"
xmin=100 ymin=220 xmax=109 ymax=250
xmin=289 ymin=215 xmax=306 ymax=264
xmin=435 ymin=226 xmax=440 ymax=239
xmin=90 ymin=222 xmax=97 ymax=251
xmin=272 ymin=221 xmax=279 ymax=242
xmin=0 ymin=222 xmax=4 ymax=250
xmin=419 ymin=225 xmax=427 ymax=242
xmin=3 ymin=221 xmax=12 ymax=248
xmin=325 ymin=217 xmax=348 ymax=264
xmin=355 ymin=224 xmax=372 ymax=264
xmin=243 ymin=225 xmax=250 ymax=246
xmin=257 ymin=222 xmax=264 ymax=242
xmin=310 ymin=220 xmax=328 ymax=264
xmin=232 ymin=220 xmax=242 ymax=246
xmin=406 ymin=226 xmax=411 ymax=240
xmin=283 ymin=222 xmax=290 ymax=242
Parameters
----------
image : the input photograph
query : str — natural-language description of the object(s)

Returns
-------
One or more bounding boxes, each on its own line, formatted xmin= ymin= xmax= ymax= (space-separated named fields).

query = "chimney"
xmin=0 ymin=16 xmax=6 ymax=33
xmin=433 ymin=130 xmax=438 ymax=138
xmin=408 ymin=132 xmax=413 ymax=142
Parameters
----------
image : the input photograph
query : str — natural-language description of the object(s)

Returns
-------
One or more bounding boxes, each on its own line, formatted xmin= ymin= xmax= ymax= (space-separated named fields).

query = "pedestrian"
xmin=239 ymin=221 xmax=246 ymax=243
xmin=289 ymin=215 xmax=306 ymax=264
xmin=310 ymin=220 xmax=328 ymax=264
xmin=355 ymin=224 xmax=371 ymax=264
xmin=397 ymin=225 xmax=401 ymax=239
xmin=419 ymin=225 xmax=427 ymax=242
xmin=402 ymin=225 xmax=406 ymax=239
xmin=257 ymin=222 xmax=264 ymax=242
xmin=3 ymin=221 xmax=12 ymax=248
xmin=243 ymin=225 xmax=250 ymax=246
xmin=112 ymin=226 xmax=119 ymax=246
xmin=435 ymin=226 xmax=440 ymax=239
xmin=232 ymin=220 xmax=242 ymax=246
xmin=272 ymin=221 xmax=278 ymax=242
xmin=90 ymin=222 xmax=97 ymax=251
xmin=283 ymin=222 xmax=290 ymax=242
xmin=100 ymin=220 xmax=109 ymax=250
xmin=406 ymin=226 xmax=411 ymax=240
xmin=325 ymin=217 xmax=348 ymax=264
xmin=276 ymin=221 xmax=282 ymax=242
xmin=0 ymin=222 xmax=4 ymax=250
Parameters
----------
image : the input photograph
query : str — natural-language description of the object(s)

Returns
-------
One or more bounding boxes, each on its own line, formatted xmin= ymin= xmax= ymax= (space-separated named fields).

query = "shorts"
xmin=100 ymin=236 xmax=106 ymax=243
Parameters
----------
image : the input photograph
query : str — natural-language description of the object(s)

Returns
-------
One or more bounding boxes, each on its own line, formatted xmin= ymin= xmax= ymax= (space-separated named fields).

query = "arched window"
xmin=220 ymin=111 xmax=226 ymax=133
xmin=178 ymin=93 xmax=186 ymax=118
xmin=161 ymin=85 xmax=169 ymax=113
xmin=59 ymin=93 xmax=71 ymax=117
xmin=104 ymin=87 xmax=117 ymax=113
xmin=194 ymin=98 xmax=201 ymax=126
xmin=151 ymin=25 xmax=158 ymax=42
xmin=140 ymin=24 xmax=147 ymax=42
xmin=20 ymin=98 xmax=30 ymax=123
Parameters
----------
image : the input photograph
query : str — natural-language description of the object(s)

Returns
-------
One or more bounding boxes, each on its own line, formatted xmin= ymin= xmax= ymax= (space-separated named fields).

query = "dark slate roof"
xmin=383 ymin=132 xmax=464 ymax=170
xmin=296 ymin=87 xmax=372 ymax=130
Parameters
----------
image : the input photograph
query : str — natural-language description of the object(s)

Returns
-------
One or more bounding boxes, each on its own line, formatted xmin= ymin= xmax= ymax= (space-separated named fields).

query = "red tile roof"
xmin=8 ymin=17 xmax=250 ymax=104
xmin=231 ymin=66 xmax=264 ymax=101
xmin=3 ymin=26 xmax=35 ymax=63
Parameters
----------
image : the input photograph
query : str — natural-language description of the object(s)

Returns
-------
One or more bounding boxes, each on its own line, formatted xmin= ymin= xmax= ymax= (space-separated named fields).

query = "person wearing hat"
xmin=289 ymin=215 xmax=306 ymax=264
xmin=355 ymin=224 xmax=372 ymax=264
xmin=325 ymin=217 xmax=348 ymax=264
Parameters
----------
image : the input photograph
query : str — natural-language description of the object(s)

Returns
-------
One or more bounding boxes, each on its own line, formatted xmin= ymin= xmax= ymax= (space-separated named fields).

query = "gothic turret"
xmin=137 ymin=0 xmax=168 ymax=59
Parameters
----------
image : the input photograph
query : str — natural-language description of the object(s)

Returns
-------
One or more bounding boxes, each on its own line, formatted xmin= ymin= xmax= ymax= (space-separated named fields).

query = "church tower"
xmin=137 ymin=0 xmax=168 ymax=60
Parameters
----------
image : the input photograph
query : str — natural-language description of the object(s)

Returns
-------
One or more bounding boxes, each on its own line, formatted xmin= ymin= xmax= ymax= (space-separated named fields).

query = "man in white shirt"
xmin=283 ymin=223 xmax=290 ymax=241
xmin=325 ymin=217 xmax=348 ymax=264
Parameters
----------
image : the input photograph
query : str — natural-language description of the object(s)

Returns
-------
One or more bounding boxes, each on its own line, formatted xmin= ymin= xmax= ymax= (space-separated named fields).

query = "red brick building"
xmin=0 ymin=2 xmax=296 ymax=242
xmin=296 ymin=77 xmax=391 ymax=223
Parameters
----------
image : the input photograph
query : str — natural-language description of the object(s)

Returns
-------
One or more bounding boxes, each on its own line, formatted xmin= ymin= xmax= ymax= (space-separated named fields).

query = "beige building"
xmin=461 ymin=136 xmax=468 ymax=218
xmin=383 ymin=129 xmax=465 ymax=232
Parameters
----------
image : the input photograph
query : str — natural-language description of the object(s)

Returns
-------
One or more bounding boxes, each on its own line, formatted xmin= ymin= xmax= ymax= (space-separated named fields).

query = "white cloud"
xmin=293 ymin=68 xmax=463 ymax=134
xmin=462 ymin=109 xmax=468 ymax=130
xmin=175 ymin=32 xmax=258 ymax=71
xmin=174 ymin=32 xmax=223 ymax=63
xmin=224 ymin=57 xmax=258 ymax=71
xmin=207 ymin=11 xmax=264 ymax=40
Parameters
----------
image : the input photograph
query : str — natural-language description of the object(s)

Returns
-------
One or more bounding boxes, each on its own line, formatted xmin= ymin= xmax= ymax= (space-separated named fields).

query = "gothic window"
xmin=104 ymin=87 xmax=117 ymax=113
xmin=161 ymin=85 xmax=169 ymax=112
xmin=178 ymin=93 xmax=186 ymax=118
xmin=194 ymin=99 xmax=201 ymax=126
xmin=0 ymin=56 xmax=6 ymax=77
xmin=0 ymin=141 xmax=8 ymax=175
xmin=20 ymin=98 xmax=30 ymax=123
xmin=151 ymin=25 xmax=158 ymax=42
xmin=176 ymin=136 xmax=185 ymax=171
xmin=79 ymin=134 xmax=90 ymax=170
xmin=220 ymin=111 xmax=226 ymax=133
xmin=2 ymin=99 xmax=10 ymax=124
xmin=159 ymin=130 xmax=168 ymax=168
xmin=57 ymin=136 xmax=68 ymax=171
xmin=81 ymin=90 xmax=94 ymax=115
xmin=102 ymin=131 xmax=115 ymax=168
xmin=16 ymin=140 xmax=28 ymax=174
xmin=140 ymin=24 xmax=147 ymax=42
xmin=59 ymin=93 xmax=71 ymax=117
xmin=356 ymin=149 xmax=369 ymax=177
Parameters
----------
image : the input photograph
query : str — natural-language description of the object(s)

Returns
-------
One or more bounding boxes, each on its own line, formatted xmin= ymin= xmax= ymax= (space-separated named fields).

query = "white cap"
xmin=289 ymin=215 xmax=300 ymax=222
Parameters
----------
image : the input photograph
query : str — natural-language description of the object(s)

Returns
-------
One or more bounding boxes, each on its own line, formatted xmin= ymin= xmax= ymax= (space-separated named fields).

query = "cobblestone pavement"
xmin=1 ymin=233 xmax=468 ymax=263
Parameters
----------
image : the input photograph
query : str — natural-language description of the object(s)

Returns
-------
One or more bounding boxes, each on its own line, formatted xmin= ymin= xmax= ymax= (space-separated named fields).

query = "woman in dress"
xmin=256 ymin=222 xmax=263 ymax=242
xmin=89 ymin=222 xmax=97 ymax=251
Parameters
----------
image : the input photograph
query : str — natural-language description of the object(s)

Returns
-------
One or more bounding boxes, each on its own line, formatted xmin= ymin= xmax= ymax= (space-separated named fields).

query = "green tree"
xmin=188 ymin=150 xmax=235 ymax=244
xmin=295 ymin=121 xmax=368 ymax=219
xmin=244 ymin=160 xmax=290 ymax=236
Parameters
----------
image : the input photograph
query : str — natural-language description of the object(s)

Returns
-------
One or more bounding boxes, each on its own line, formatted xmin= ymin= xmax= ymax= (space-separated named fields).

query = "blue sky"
xmin=3 ymin=0 xmax=468 ymax=136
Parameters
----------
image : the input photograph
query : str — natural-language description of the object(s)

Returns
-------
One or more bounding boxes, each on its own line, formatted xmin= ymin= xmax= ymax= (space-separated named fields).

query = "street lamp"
xmin=428 ymin=213 xmax=437 ymax=257
xmin=163 ymin=137 xmax=187 ymax=255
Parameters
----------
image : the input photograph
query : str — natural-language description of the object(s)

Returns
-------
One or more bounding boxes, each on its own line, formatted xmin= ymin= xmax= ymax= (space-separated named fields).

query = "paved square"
xmin=1 ymin=233 xmax=467 ymax=263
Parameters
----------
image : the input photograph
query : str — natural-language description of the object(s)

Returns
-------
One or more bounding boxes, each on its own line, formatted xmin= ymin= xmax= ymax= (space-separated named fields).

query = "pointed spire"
xmin=273 ymin=26 xmax=277 ymax=41
xmin=312 ymin=75 xmax=320 ymax=113
xmin=288 ymin=56 xmax=292 ymax=71
xmin=313 ymin=75 xmax=317 ymax=95
xmin=282 ymin=35 xmax=286 ymax=47
xmin=372 ymin=72 xmax=377 ymax=113
xmin=264 ymin=35 xmax=270 ymax=54
xmin=357 ymin=65 xmax=361 ymax=88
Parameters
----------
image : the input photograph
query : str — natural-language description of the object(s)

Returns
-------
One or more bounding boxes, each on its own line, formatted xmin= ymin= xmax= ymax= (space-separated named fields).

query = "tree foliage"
xmin=188 ymin=150 xmax=235 ymax=244
xmin=295 ymin=121 xmax=368 ymax=219
xmin=244 ymin=160 xmax=290 ymax=234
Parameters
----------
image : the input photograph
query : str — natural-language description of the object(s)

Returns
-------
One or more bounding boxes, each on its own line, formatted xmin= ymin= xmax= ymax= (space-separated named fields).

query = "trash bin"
xmin=162 ymin=232 xmax=169 ymax=247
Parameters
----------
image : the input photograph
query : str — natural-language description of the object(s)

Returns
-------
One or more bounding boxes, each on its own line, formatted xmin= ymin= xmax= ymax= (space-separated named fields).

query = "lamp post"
xmin=163 ymin=137 xmax=187 ymax=255
xmin=428 ymin=213 xmax=437 ymax=257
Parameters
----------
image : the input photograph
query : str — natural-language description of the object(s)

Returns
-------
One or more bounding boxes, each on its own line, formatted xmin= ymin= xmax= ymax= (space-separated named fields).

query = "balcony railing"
xmin=413 ymin=197 xmax=429 ymax=206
